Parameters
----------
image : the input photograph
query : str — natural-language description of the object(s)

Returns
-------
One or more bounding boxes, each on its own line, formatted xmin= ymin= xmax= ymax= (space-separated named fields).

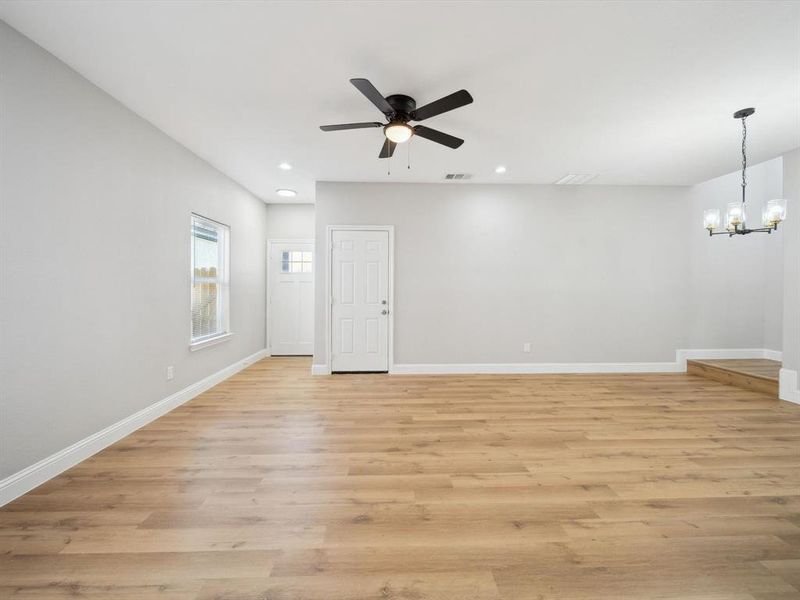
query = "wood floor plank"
xmin=195 ymin=571 xmax=500 ymax=600
xmin=1 ymin=356 xmax=799 ymax=599
xmin=0 ymin=550 xmax=276 ymax=585
xmin=0 ymin=583 xmax=202 ymax=600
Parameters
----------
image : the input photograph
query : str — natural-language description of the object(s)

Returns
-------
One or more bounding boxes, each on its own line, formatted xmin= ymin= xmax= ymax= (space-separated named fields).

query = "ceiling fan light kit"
xmin=384 ymin=122 xmax=413 ymax=144
xmin=703 ymin=107 xmax=787 ymax=237
xmin=320 ymin=78 xmax=473 ymax=161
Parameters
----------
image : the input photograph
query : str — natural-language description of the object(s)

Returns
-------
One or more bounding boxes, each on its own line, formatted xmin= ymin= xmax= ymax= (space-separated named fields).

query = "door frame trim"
xmin=325 ymin=225 xmax=395 ymax=375
xmin=266 ymin=238 xmax=315 ymax=356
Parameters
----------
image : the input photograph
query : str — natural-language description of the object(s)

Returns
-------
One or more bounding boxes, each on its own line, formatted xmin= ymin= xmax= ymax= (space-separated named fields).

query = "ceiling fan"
xmin=320 ymin=78 xmax=473 ymax=158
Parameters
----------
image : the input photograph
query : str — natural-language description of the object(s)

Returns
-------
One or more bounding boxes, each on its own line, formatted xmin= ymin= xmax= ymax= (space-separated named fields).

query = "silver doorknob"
xmin=381 ymin=309 xmax=388 ymax=315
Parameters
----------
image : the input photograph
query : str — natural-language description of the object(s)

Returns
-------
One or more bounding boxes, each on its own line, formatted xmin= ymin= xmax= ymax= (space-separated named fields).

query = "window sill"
xmin=190 ymin=332 xmax=234 ymax=351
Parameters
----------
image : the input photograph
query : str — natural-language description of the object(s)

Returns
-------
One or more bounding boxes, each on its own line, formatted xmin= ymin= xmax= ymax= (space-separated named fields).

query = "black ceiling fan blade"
xmin=413 ymin=125 xmax=464 ymax=149
xmin=320 ymin=122 xmax=383 ymax=132
xmin=412 ymin=89 xmax=473 ymax=121
xmin=350 ymin=78 xmax=394 ymax=116
xmin=379 ymin=139 xmax=396 ymax=159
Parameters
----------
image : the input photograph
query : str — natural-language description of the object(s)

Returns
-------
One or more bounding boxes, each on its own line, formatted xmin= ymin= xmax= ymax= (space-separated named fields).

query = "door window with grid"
xmin=281 ymin=250 xmax=312 ymax=273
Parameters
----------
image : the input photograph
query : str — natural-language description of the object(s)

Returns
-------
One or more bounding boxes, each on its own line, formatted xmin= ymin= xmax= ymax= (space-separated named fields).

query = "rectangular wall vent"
xmin=555 ymin=173 xmax=597 ymax=185
xmin=444 ymin=173 xmax=472 ymax=180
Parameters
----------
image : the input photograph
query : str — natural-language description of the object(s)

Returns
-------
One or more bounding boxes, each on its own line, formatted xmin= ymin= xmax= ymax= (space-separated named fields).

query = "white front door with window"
xmin=268 ymin=241 xmax=314 ymax=355
xmin=330 ymin=229 xmax=389 ymax=372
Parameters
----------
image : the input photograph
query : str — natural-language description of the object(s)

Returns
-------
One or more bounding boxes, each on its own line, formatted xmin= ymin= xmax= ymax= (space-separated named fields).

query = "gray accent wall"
xmin=315 ymin=170 xmax=786 ymax=369
xmin=0 ymin=21 xmax=268 ymax=479
xmin=315 ymin=182 xmax=693 ymax=366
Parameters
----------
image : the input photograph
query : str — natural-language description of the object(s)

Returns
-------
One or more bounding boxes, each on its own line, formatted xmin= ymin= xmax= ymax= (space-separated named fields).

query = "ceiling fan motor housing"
xmin=385 ymin=94 xmax=416 ymax=121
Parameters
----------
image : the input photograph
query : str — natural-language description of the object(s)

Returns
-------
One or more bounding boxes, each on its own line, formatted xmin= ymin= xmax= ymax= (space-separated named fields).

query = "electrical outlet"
xmin=522 ymin=343 xmax=531 ymax=353
xmin=166 ymin=366 xmax=174 ymax=380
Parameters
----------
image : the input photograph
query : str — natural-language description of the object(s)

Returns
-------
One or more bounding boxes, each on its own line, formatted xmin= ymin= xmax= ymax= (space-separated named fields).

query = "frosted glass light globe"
xmin=384 ymin=123 xmax=413 ymax=144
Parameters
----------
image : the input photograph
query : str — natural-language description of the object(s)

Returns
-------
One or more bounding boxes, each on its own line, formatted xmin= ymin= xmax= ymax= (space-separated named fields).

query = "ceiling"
xmin=1 ymin=1 xmax=798 ymax=203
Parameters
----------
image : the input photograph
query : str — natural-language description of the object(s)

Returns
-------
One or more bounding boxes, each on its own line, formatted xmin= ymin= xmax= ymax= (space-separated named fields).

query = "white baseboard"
xmin=0 ymin=348 xmax=269 ymax=508
xmin=311 ymin=348 xmax=784 ymax=376
xmin=391 ymin=362 xmax=679 ymax=375
xmin=779 ymin=368 xmax=800 ymax=405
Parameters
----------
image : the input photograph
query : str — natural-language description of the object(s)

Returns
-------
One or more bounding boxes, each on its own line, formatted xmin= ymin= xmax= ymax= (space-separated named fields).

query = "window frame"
xmin=189 ymin=213 xmax=232 ymax=350
xmin=281 ymin=249 xmax=313 ymax=274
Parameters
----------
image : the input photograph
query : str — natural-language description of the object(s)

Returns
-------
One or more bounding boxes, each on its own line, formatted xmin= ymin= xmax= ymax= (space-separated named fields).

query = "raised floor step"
xmin=687 ymin=358 xmax=780 ymax=397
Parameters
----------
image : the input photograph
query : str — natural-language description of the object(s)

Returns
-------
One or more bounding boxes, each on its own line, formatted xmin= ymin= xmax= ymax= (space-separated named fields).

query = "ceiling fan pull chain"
xmin=408 ymin=138 xmax=411 ymax=170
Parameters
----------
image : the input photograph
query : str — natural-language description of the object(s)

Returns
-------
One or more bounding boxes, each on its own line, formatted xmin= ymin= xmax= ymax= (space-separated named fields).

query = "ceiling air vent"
xmin=555 ymin=173 xmax=597 ymax=185
xmin=444 ymin=173 xmax=472 ymax=180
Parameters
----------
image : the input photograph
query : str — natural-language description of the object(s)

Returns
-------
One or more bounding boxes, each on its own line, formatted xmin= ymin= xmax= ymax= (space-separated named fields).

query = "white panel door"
xmin=331 ymin=230 xmax=389 ymax=372
xmin=269 ymin=241 xmax=314 ymax=355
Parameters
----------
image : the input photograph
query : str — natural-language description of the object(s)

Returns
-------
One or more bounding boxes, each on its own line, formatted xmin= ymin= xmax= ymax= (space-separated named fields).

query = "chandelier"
xmin=703 ymin=108 xmax=787 ymax=236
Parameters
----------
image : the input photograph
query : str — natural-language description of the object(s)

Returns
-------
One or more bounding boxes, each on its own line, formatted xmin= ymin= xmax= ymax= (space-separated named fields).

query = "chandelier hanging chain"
xmin=741 ymin=115 xmax=747 ymax=205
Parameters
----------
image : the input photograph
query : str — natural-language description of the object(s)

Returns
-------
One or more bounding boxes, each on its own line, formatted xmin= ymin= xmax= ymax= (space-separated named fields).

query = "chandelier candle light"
xmin=703 ymin=108 xmax=787 ymax=236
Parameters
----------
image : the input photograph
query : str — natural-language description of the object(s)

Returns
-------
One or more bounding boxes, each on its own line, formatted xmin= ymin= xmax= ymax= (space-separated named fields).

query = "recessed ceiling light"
xmin=276 ymin=189 xmax=297 ymax=198
xmin=278 ymin=162 xmax=292 ymax=170
xmin=494 ymin=165 xmax=507 ymax=174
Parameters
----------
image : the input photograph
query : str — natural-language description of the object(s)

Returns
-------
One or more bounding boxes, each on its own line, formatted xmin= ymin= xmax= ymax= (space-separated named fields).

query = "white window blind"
xmin=191 ymin=214 xmax=230 ymax=343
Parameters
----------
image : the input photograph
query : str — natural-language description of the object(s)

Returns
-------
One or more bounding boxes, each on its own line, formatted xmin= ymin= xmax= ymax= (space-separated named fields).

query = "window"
xmin=191 ymin=214 xmax=230 ymax=347
xmin=281 ymin=250 xmax=312 ymax=273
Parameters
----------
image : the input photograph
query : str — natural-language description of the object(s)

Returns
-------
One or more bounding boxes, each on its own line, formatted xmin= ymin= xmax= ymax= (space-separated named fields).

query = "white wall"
xmin=265 ymin=203 xmax=315 ymax=240
xmin=687 ymin=158 xmax=784 ymax=351
xmin=0 ymin=22 xmax=268 ymax=479
xmin=781 ymin=148 xmax=800 ymax=402
xmin=314 ymin=182 xmax=692 ymax=367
